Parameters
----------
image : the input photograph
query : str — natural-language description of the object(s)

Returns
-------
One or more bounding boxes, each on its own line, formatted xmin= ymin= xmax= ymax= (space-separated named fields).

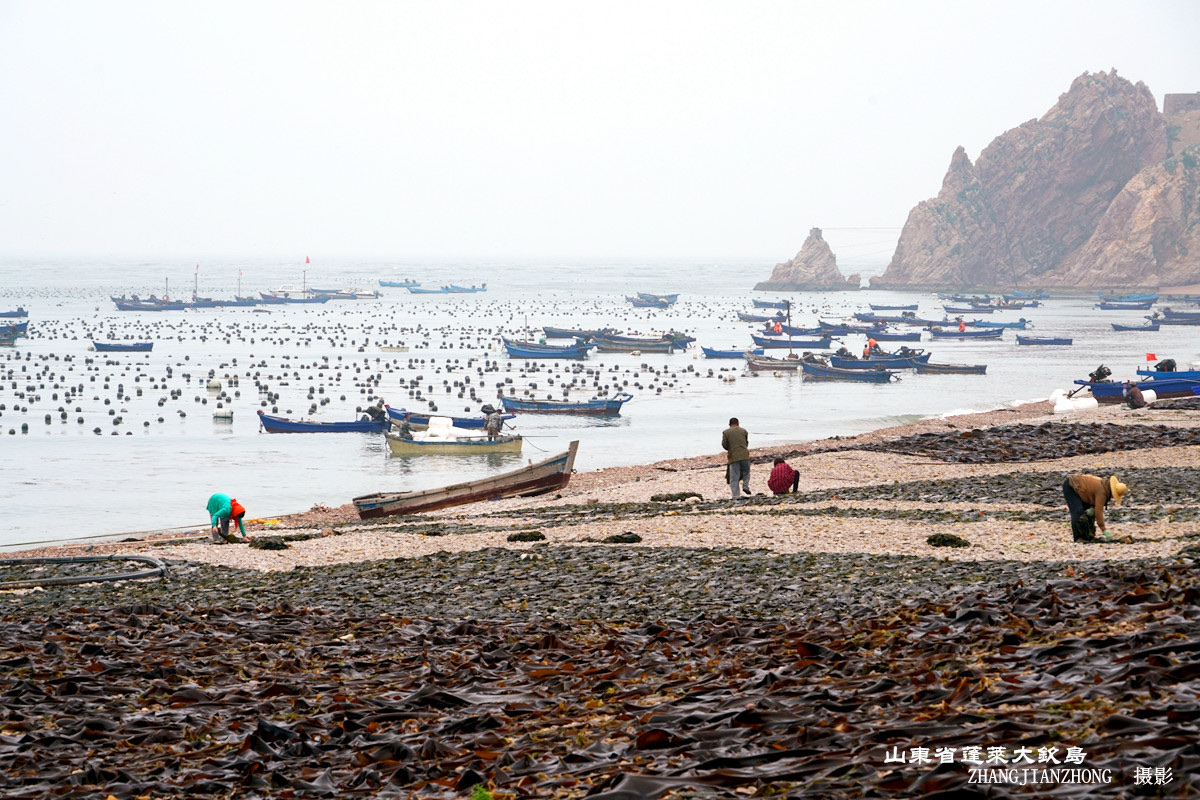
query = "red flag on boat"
xmin=1146 ymin=353 xmax=1157 ymax=361
xmin=305 ymin=256 xmax=310 ymax=264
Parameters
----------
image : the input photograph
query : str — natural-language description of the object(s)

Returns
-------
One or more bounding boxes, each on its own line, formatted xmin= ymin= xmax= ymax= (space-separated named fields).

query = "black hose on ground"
xmin=0 ymin=554 xmax=169 ymax=589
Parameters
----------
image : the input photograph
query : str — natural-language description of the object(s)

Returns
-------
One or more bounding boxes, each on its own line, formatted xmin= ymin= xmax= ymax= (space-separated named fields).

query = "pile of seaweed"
xmin=1 ymin=557 xmax=1197 ymax=798
xmin=849 ymin=422 xmax=1200 ymax=463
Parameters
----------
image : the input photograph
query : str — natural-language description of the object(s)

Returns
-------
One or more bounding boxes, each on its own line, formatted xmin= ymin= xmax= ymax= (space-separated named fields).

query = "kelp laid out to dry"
xmin=850 ymin=422 xmax=1200 ymax=463
xmin=1 ymin=559 xmax=1197 ymax=798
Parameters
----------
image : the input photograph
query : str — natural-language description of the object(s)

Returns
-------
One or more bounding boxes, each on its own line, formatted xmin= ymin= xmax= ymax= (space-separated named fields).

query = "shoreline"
xmin=10 ymin=396 xmax=1200 ymax=569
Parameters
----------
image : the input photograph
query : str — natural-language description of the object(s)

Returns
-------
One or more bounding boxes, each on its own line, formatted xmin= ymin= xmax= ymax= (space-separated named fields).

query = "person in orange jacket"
xmin=1063 ymin=474 xmax=1126 ymax=542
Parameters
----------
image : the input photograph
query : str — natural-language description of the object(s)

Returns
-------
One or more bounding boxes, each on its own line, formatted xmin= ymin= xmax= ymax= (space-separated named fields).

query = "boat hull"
xmin=93 ymin=341 xmax=153 ymax=352
xmin=386 ymin=407 xmax=513 ymax=430
xmin=1016 ymin=336 xmax=1072 ymax=345
xmin=257 ymin=410 xmax=388 ymax=433
xmin=386 ymin=433 xmax=523 ymax=455
xmin=926 ymin=327 xmax=1004 ymax=339
xmin=914 ymin=362 xmax=987 ymax=374
xmin=354 ymin=441 xmax=579 ymax=518
xmin=502 ymin=392 xmax=631 ymax=415
xmin=1076 ymin=379 xmax=1200 ymax=404
xmin=801 ymin=360 xmax=896 ymax=382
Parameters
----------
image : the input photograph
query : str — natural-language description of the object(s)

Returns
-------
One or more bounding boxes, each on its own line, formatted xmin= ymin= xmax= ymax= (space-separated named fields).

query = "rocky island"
xmin=754 ymin=227 xmax=860 ymax=291
xmin=870 ymin=70 xmax=1200 ymax=290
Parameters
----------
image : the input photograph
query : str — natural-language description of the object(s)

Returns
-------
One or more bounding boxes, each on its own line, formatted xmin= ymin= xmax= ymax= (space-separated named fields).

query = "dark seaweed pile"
xmin=847 ymin=422 xmax=1200 ymax=463
xmin=1 ymin=552 xmax=1197 ymax=798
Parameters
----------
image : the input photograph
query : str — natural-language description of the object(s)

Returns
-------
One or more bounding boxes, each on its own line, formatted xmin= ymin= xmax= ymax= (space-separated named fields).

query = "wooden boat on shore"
xmin=353 ymin=440 xmax=579 ymax=519
xmin=913 ymin=362 xmax=987 ymax=375
xmin=93 ymin=341 xmax=153 ymax=352
xmin=386 ymin=406 xmax=513 ymax=430
xmin=1016 ymin=335 xmax=1072 ymax=346
xmin=257 ymin=409 xmax=388 ymax=433
xmin=379 ymin=345 xmax=411 ymax=352
xmin=502 ymin=392 xmax=632 ymax=415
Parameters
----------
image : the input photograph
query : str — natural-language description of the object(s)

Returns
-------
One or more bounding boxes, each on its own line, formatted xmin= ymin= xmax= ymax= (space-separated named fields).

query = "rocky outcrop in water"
xmin=872 ymin=70 xmax=1200 ymax=290
xmin=755 ymin=228 xmax=859 ymax=291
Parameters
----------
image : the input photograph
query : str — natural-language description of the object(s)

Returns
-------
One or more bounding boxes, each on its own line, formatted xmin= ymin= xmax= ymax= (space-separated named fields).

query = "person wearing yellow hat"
xmin=1063 ymin=473 xmax=1127 ymax=542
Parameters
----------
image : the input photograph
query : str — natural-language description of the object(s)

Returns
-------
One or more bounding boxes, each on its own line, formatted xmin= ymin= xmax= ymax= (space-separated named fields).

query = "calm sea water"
xmin=1 ymin=256 xmax=1192 ymax=550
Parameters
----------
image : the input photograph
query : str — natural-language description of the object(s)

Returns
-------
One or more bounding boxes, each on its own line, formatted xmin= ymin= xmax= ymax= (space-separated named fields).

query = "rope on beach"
xmin=0 ymin=554 xmax=170 ymax=589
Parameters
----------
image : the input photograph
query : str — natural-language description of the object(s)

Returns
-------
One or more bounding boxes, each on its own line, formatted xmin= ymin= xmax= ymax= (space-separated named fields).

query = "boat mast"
xmin=786 ymin=299 xmax=793 ymax=358
xmin=193 ymin=264 xmax=199 ymax=302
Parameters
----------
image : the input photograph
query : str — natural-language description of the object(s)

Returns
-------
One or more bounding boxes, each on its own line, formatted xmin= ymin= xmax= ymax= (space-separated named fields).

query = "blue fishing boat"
xmin=1004 ymin=290 xmax=1050 ymax=300
xmin=926 ymin=326 xmax=1004 ymax=339
xmin=407 ymin=286 xmax=457 ymax=294
xmin=914 ymin=362 xmax=987 ymax=375
xmin=736 ymin=311 xmax=782 ymax=323
xmin=379 ymin=279 xmax=420 ymax=287
xmin=1096 ymin=300 xmax=1154 ymax=310
xmin=800 ymin=356 xmax=897 ymax=383
xmin=856 ymin=312 xmax=950 ymax=326
xmin=93 ymin=341 xmax=153 ymax=352
xmin=1112 ymin=322 xmax=1159 ymax=331
xmin=1016 ymin=335 xmax=1072 ymax=346
xmin=1098 ymin=292 xmax=1159 ymax=303
xmin=967 ymin=318 xmax=1030 ymax=329
xmin=502 ymin=338 xmax=594 ymax=359
xmin=386 ymin=406 xmax=514 ymax=430
xmin=592 ymin=334 xmax=681 ymax=352
xmin=542 ymin=326 xmax=611 ymax=339
xmin=257 ymin=410 xmax=389 ymax=433
xmin=637 ymin=292 xmax=678 ymax=304
xmin=944 ymin=305 xmax=993 ymax=314
xmin=701 ymin=346 xmax=764 ymax=358
xmin=752 ymin=299 xmax=791 ymax=309
xmin=0 ymin=307 xmax=28 ymax=318
xmin=501 ymin=392 xmax=633 ymax=415
xmin=627 ymin=295 xmax=671 ymax=308
xmin=1137 ymin=368 xmax=1200 ymax=380
xmin=868 ymin=303 xmax=918 ymax=311
xmin=1076 ymin=378 xmax=1200 ymax=404
xmin=1147 ymin=314 xmax=1200 ymax=326
xmin=830 ymin=349 xmax=930 ymax=369
xmin=750 ymin=334 xmax=833 ymax=349
xmin=0 ymin=321 xmax=29 ymax=335
xmin=1161 ymin=307 xmax=1200 ymax=319
xmin=449 ymin=284 xmax=487 ymax=293
xmin=258 ymin=293 xmax=329 ymax=304
xmin=870 ymin=330 xmax=923 ymax=341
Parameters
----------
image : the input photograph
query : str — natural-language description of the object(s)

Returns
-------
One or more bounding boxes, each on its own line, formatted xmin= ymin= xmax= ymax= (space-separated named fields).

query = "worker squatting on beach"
xmin=1063 ymin=473 xmax=1127 ymax=542
xmin=206 ymin=493 xmax=248 ymax=544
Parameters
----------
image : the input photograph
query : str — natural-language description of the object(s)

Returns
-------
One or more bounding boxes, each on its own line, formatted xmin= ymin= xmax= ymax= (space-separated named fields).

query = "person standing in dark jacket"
xmin=721 ymin=418 xmax=751 ymax=499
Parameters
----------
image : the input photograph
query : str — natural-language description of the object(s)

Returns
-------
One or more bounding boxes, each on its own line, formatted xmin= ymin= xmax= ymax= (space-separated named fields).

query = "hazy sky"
xmin=0 ymin=1 xmax=1196 ymax=264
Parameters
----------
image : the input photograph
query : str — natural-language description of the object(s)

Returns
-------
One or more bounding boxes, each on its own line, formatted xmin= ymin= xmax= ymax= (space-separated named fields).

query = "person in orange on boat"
xmin=206 ymin=493 xmax=248 ymax=543
xmin=767 ymin=457 xmax=799 ymax=495
xmin=773 ymin=321 xmax=783 ymax=334
xmin=957 ymin=317 xmax=966 ymax=332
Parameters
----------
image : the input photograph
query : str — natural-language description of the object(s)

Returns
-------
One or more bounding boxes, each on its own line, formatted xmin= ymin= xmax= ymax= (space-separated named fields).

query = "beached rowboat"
xmin=353 ymin=441 xmax=579 ymax=519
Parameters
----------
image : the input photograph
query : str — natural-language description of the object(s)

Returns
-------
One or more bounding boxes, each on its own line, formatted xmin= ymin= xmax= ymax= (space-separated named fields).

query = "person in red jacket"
xmin=767 ymin=457 xmax=799 ymax=495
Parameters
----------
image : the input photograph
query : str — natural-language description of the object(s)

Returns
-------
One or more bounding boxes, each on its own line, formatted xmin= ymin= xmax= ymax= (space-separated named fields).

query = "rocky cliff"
xmin=755 ymin=228 xmax=860 ymax=291
xmin=872 ymin=70 xmax=1200 ymax=289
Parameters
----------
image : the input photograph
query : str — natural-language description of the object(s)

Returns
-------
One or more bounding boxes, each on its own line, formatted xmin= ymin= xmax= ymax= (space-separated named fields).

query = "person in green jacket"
xmin=206 ymin=493 xmax=248 ymax=543
xmin=721 ymin=417 xmax=752 ymax=499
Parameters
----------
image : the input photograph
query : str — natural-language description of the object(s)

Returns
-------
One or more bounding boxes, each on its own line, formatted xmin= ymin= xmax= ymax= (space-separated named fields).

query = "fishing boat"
xmin=407 ymin=286 xmax=457 ymax=294
xmin=926 ymin=327 xmax=1004 ymax=339
xmin=800 ymin=355 xmax=897 ymax=382
xmin=1096 ymin=300 xmax=1154 ymax=311
xmin=542 ymin=326 xmax=611 ymax=339
xmin=1136 ymin=367 xmax=1200 ymax=380
xmin=591 ymin=334 xmax=680 ymax=352
xmin=386 ymin=406 xmax=513 ymax=430
xmin=752 ymin=299 xmax=791 ymax=309
xmin=736 ymin=311 xmax=783 ymax=323
xmin=1112 ymin=322 xmax=1159 ymax=331
xmin=385 ymin=417 xmax=522 ymax=455
xmin=1146 ymin=314 xmax=1200 ymax=326
xmin=111 ymin=296 xmax=190 ymax=311
xmin=92 ymin=341 xmax=153 ymax=352
xmin=744 ymin=352 xmax=802 ymax=371
xmin=868 ymin=303 xmax=918 ymax=311
xmin=0 ymin=321 xmax=30 ymax=335
xmin=353 ymin=441 xmax=579 ymax=519
xmin=1004 ymin=290 xmax=1051 ymax=300
xmin=855 ymin=312 xmax=950 ymax=327
xmin=0 ymin=308 xmax=28 ymax=318
xmin=944 ymin=305 xmax=994 ymax=314
xmin=257 ymin=409 xmax=389 ymax=433
xmin=449 ymin=284 xmax=487 ymax=293
xmin=829 ymin=348 xmax=930 ymax=369
xmin=1016 ymin=335 xmax=1072 ymax=346
xmin=1075 ymin=378 xmax=1200 ymax=404
xmin=379 ymin=279 xmax=421 ymax=287
xmin=913 ymin=362 xmax=988 ymax=375
xmin=0 ymin=334 xmax=16 ymax=347
xmin=627 ymin=295 xmax=672 ymax=309
xmin=702 ymin=346 xmax=764 ymax=358
xmin=1098 ymin=292 xmax=1159 ymax=303
xmin=638 ymin=292 xmax=678 ymax=303
xmin=751 ymin=334 xmax=832 ymax=349
xmin=967 ymin=318 xmax=1031 ymax=329
xmin=310 ymin=288 xmax=381 ymax=300
xmin=502 ymin=392 xmax=633 ymax=415
xmin=502 ymin=338 xmax=594 ymax=359
xmin=870 ymin=329 xmax=923 ymax=341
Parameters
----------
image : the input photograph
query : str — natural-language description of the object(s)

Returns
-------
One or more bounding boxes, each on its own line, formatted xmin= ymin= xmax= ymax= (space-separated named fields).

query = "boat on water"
xmin=627 ymin=295 xmax=671 ymax=309
xmin=502 ymin=338 xmax=594 ymax=359
xmin=0 ymin=307 xmax=29 ymax=318
xmin=913 ymin=362 xmax=987 ymax=375
xmin=379 ymin=279 xmax=421 ymax=287
xmin=1112 ymin=322 xmax=1160 ymax=331
xmin=386 ymin=418 xmax=523 ymax=455
xmin=1098 ymin=292 xmax=1159 ymax=303
xmin=744 ymin=352 xmax=802 ymax=371
xmin=93 ymin=341 xmax=153 ymax=352
xmin=1137 ymin=367 xmax=1200 ymax=380
xmin=111 ymin=296 xmax=190 ymax=311
xmin=379 ymin=345 xmax=410 ymax=352
xmin=736 ymin=311 xmax=783 ymax=323
xmin=257 ymin=409 xmax=389 ymax=433
xmin=800 ymin=355 xmax=897 ymax=383
xmin=829 ymin=347 xmax=930 ymax=369
xmin=1096 ymin=300 xmax=1155 ymax=311
xmin=750 ymin=334 xmax=833 ymax=349
xmin=449 ymin=284 xmax=487 ymax=293
xmin=944 ymin=305 xmax=994 ymax=314
xmin=502 ymin=392 xmax=633 ymax=415
xmin=702 ymin=346 xmax=764 ymax=358
xmin=1004 ymin=290 xmax=1051 ymax=300
xmin=591 ymin=334 xmax=680 ymax=353
xmin=1016 ymin=335 xmax=1072 ymax=346
xmin=967 ymin=318 xmax=1030 ymax=329
xmin=855 ymin=312 xmax=950 ymax=327
xmin=870 ymin=329 xmax=923 ymax=341
xmin=542 ymin=326 xmax=612 ymax=339
xmin=752 ymin=299 xmax=791 ymax=310
xmin=309 ymin=287 xmax=381 ymax=300
xmin=386 ymin=406 xmax=513 ymax=430
xmin=926 ymin=326 xmax=1004 ymax=339
xmin=868 ymin=303 xmax=918 ymax=311
xmin=1076 ymin=378 xmax=1200 ymax=404
xmin=638 ymin=292 xmax=678 ymax=303
xmin=353 ymin=441 xmax=579 ymax=519
xmin=0 ymin=321 xmax=30 ymax=335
